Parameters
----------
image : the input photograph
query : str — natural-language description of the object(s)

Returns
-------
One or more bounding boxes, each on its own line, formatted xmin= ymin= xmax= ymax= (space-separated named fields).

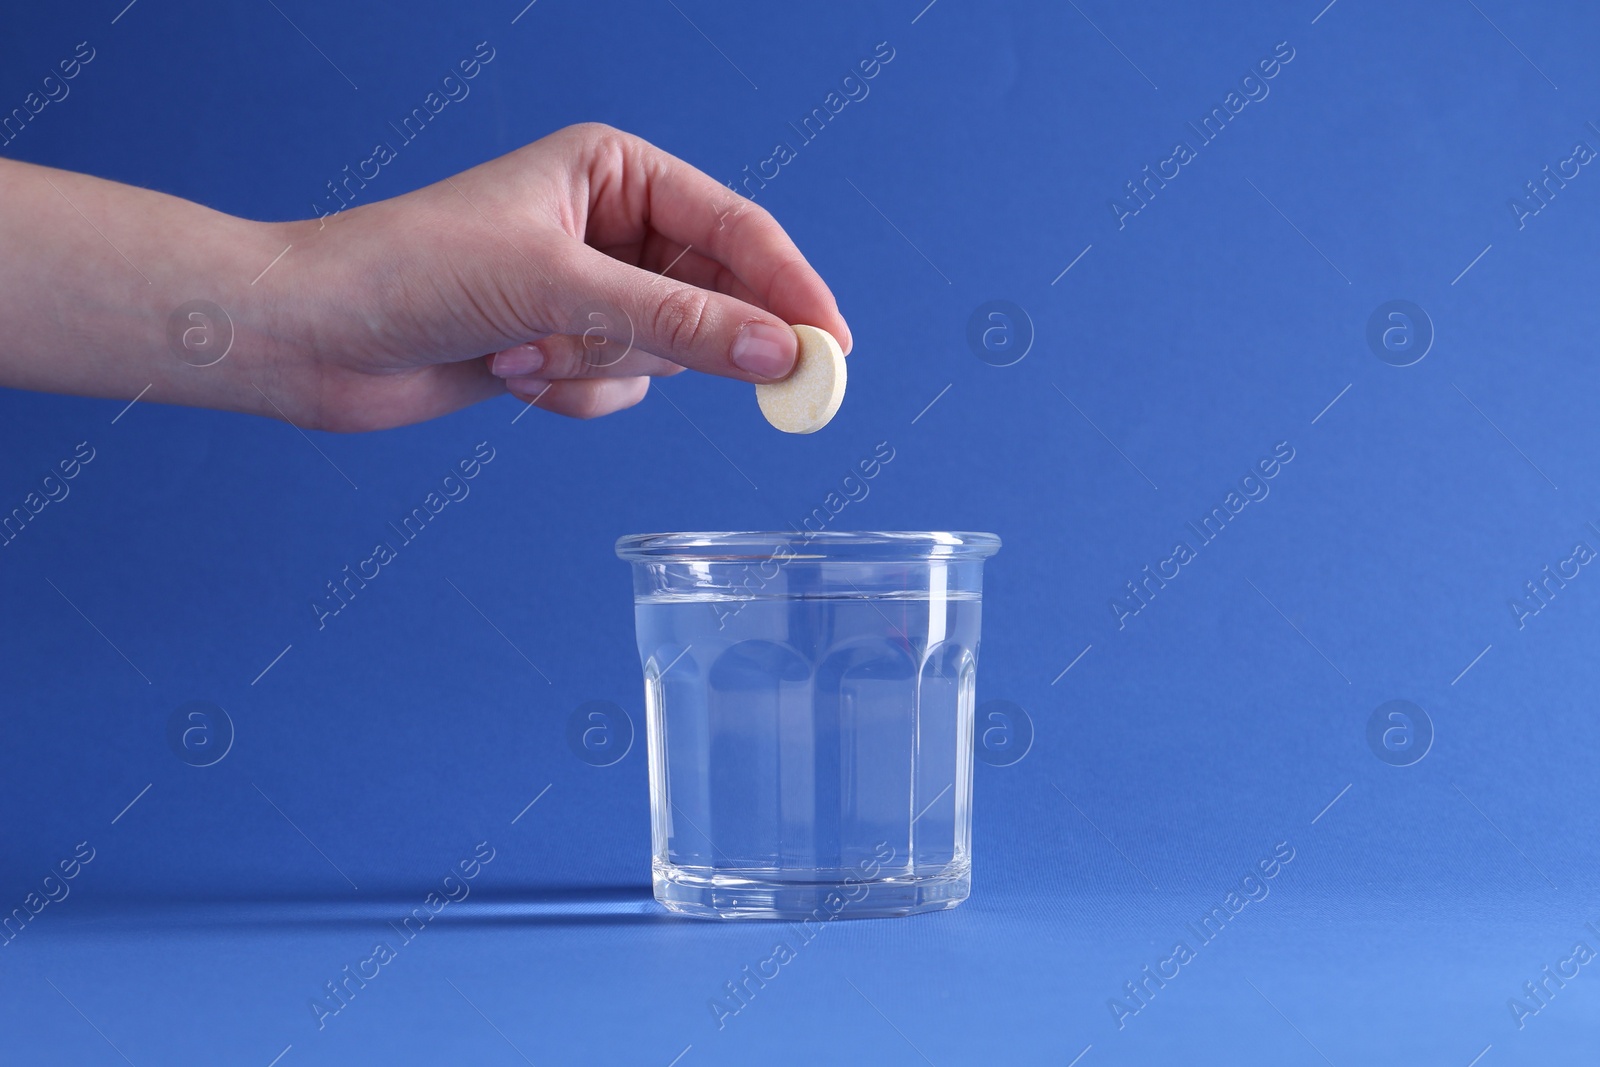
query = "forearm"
xmin=0 ymin=158 xmax=317 ymax=421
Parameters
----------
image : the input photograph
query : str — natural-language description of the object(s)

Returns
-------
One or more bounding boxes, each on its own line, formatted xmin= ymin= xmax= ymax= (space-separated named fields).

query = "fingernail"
xmin=491 ymin=344 xmax=545 ymax=378
xmin=730 ymin=323 xmax=796 ymax=379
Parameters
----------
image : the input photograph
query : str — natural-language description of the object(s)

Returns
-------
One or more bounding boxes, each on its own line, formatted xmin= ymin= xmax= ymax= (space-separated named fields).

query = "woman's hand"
xmin=288 ymin=122 xmax=853 ymax=430
xmin=0 ymin=123 xmax=851 ymax=432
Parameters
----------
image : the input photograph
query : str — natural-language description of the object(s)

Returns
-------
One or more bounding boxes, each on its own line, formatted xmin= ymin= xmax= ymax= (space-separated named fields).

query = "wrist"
xmin=0 ymin=160 xmax=355 ymax=429
xmin=167 ymin=214 xmax=326 ymax=426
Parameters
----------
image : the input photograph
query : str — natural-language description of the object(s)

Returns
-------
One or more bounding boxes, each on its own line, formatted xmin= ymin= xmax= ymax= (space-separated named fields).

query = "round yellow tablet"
xmin=756 ymin=325 xmax=846 ymax=434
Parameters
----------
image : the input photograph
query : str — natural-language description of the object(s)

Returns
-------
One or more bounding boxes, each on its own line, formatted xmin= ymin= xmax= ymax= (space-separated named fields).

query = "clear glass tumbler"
xmin=615 ymin=531 xmax=1001 ymax=920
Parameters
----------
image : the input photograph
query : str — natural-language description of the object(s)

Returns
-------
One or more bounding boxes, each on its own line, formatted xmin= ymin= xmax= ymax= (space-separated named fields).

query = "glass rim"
xmin=615 ymin=530 xmax=1001 ymax=562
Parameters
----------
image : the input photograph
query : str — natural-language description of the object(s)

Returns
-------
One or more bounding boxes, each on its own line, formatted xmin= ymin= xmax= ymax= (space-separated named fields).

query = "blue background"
xmin=3 ymin=0 xmax=1598 ymax=1062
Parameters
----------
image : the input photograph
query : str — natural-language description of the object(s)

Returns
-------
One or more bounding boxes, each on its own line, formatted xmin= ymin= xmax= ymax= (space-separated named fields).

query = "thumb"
xmin=556 ymin=243 xmax=799 ymax=383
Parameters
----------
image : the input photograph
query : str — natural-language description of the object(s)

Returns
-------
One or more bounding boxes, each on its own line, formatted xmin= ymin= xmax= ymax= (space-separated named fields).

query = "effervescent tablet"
xmin=756 ymin=325 xmax=846 ymax=434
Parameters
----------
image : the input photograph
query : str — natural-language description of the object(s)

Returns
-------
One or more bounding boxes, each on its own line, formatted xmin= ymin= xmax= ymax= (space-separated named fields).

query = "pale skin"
xmin=0 ymin=122 xmax=853 ymax=432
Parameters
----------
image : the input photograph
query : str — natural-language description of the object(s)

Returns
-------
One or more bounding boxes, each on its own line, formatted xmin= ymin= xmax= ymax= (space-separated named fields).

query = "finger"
xmin=558 ymin=242 xmax=807 ymax=384
xmin=602 ymin=134 xmax=853 ymax=354
xmin=488 ymin=336 xmax=684 ymax=380
xmin=574 ymin=129 xmax=851 ymax=355
xmin=505 ymin=375 xmax=650 ymax=420
xmin=643 ymin=240 xmax=766 ymax=307
xmin=591 ymin=234 xmax=766 ymax=308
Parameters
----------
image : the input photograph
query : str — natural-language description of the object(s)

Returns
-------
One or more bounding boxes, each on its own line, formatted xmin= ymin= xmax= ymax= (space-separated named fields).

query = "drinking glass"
xmin=616 ymin=531 xmax=1001 ymax=920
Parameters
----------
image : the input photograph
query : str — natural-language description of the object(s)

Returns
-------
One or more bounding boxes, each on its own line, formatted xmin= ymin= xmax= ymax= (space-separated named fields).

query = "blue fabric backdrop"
xmin=2 ymin=0 xmax=1598 ymax=1062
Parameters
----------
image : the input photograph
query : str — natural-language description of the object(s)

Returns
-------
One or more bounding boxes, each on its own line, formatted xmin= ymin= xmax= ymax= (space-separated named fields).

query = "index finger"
xmin=605 ymin=134 xmax=853 ymax=354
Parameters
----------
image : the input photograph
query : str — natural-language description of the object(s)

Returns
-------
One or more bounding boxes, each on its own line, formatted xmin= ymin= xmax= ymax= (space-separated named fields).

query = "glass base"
xmin=653 ymin=864 xmax=970 ymax=920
